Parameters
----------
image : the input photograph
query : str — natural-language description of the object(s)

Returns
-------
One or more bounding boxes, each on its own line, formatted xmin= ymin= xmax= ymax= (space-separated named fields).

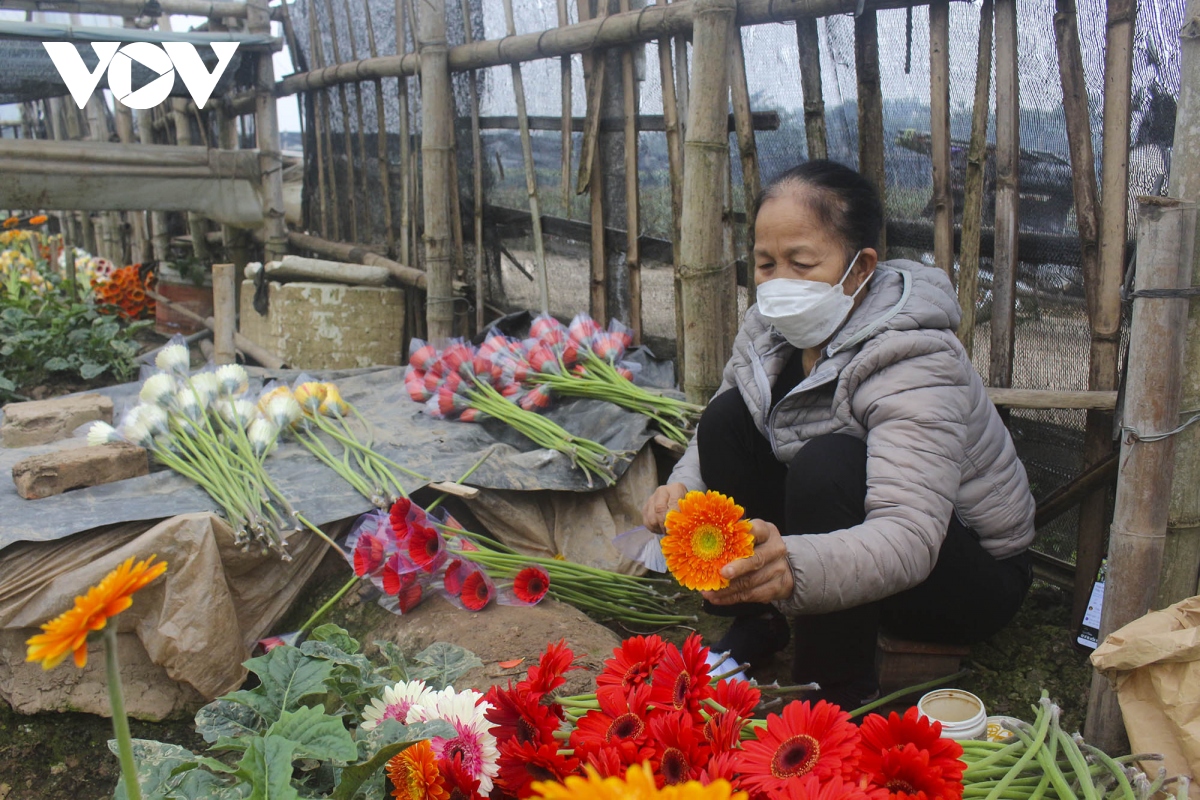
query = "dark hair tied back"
xmin=755 ymin=159 xmax=884 ymax=256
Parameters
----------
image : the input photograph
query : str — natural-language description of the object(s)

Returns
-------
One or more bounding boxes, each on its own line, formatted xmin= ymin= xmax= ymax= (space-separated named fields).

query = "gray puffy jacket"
xmin=668 ymin=261 xmax=1036 ymax=615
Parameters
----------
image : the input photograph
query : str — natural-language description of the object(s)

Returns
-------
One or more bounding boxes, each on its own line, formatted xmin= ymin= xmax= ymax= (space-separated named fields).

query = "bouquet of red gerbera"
xmin=484 ymin=635 xmax=967 ymax=800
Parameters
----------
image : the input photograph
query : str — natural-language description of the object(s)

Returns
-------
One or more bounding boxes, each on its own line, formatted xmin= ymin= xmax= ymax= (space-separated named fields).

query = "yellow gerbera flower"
xmin=661 ymin=490 xmax=755 ymax=591
xmin=531 ymin=763 xmax=746 ymax=800
xmin=386 ymin=739 xmax=448 ymax=800
xmin=25 ymin=555 xmax=168 ymax=670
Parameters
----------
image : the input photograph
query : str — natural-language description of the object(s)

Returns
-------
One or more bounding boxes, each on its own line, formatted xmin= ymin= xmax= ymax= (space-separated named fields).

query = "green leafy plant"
xmin=112 ymin=625 xmax=478 ymax=800
xmin=0 ymin=271 xmax=149 ymax=401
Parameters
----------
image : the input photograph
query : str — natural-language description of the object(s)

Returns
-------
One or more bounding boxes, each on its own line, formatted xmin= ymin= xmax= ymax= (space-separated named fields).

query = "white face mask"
xmin=755 ymin=250 xmax=870 ymax=349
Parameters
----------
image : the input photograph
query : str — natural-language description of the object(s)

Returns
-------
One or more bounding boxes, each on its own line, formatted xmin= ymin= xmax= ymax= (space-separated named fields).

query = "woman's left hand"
xmin=701 ymin=520 xmax=795 ymax=606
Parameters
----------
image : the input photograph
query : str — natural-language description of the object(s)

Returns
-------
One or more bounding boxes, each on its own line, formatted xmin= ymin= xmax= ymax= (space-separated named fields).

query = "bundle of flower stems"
xmin=271 ymin=378 xmax=429 ymax=509
xmin=958 ymin=693 xmax=1173 ymax=800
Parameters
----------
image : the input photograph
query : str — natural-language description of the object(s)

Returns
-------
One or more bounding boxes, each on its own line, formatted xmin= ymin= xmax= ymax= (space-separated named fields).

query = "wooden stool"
xmin=875 ymin=634 xmax=970 ymax=694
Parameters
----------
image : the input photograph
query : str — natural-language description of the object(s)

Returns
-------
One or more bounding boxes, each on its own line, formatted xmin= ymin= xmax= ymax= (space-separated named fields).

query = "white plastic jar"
xmin=917 ymin=689 xmax=988 ymax=741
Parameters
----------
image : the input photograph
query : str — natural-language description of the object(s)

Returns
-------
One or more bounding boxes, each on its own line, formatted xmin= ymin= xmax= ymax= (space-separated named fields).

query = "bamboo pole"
xmin=249 ymin=0 xmax=286 ymax=263
xmin=418 ymin=0 xmax=458 ymax=338
xmin=396 ymin=0 xmax=413 ymax=267
xmin=929 ymin=0 xmax=953 ymax=283
xmin=308 ymin=5 xmax=340 ymax=240
xmin=287 ymin=230 xmax=431 ymax=288
xmin=134 ymin=104 xmax=170 ymax=263
xmin=1054 ymin=0 xmax=1110 ymax=632
xmin=854 ymin=9 xmax=887 ymax=258
xmin=657 ymin=0 xmax=685 ymax=373
xmin=363 ymin=0 xmax=396 ymax=252
xmin=502 ymin=0 xmax=551 ymax=315
xmin=674 ymin=25 xmax=689 ymax=136
xmin=162 ymin=15 xmax=209 ymax=261
xmin=343 ymin=0 xmax=371 ymax=217
xmin=680 ymin=0 xmax=735 ymax=403
xmin=729 ymin=26 xmax=761 ymax=309
xmin=577 ymin=0 xmax=607 ymax=322
xmin=323 ymin=0 xmax=361 ymax=243
xmin=989 ymin=0 xmax=1019 ymax=388
xmin=211 ymin=262 xmax=237 ymax=365
xmin=956 ymin=0 xmax=992 ymax=355
xmin=1084 ymin=198 xmax=1196 ymax=753
xmin=619 ymin=0 xmax=643 ymax=342
xmin=558 ymin=0 xmax=573 ymax=218
xmin=112 ymin=90 xmax=149 ymax=263
xmin=795 ymin=16 xmax=827 ymax=160
xmin=1161 ymin=0 xmax=1200 ymax=608
xmin=212 ymin=15 xmax=250 ymax=275
xmin=460 ymin=0 xmax=485 ymax=330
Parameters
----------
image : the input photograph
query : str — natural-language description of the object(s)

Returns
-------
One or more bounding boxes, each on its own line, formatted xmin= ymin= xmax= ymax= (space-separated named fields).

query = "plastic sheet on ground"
xmin=0 ymin=513 xmax=333 ymax=721
xmin=0 ymin=366 xmax=656 ymax=550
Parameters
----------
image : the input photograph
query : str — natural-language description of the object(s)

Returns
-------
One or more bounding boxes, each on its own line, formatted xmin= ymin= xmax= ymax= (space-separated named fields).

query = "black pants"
xmin=697 ymin=388 xmax=1032 ymax=687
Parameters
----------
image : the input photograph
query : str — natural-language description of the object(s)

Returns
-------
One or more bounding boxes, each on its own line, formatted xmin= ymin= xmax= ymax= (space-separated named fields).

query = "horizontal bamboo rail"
xmin=274 ymin=0 xmax=941 ymax=94
xmin=0 ymin=0 xmax=252 ymax=16
xmin=287 ymin=231 xmax=429 ymax=290
xmin=986 ymin=388 xmax=1117 ymax=410
xmin=478 ymin=112 xmax=779 ymax=132
xmin=0 ymin=138 xmax=260 ymax=178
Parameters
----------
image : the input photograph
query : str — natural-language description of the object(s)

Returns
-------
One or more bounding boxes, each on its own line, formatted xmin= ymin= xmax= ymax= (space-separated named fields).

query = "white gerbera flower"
xmin=155 ymin=343 xmax=190 ymax=376
xmin=407 ymin=688 xmax=499 ymax=793
xmin=86 ymin=421 xmax=121 ymax=447
xmin=175 ymin=388 xmax=203 ymax=420
xmin=189 ymin=373 xmax=220 ymax=405
xmin=137 ymin=404 xmax=169 ymax=436
xmin=218 ymin=399 xmax=256 ymax=428
xmin=360 ymin=680 xmax=433 ymax=731
xmin=265 ymin=395 xmax=301 ymax=428
xmin=139 ymin=373 xmax=175 ymax=407
xmin=247 ymin=418 xmax=279 ymax=457
xmin=121 ymin=418 xmax=154 ymax=448
xmin=216 ymin=364 xmax=249 ymax=396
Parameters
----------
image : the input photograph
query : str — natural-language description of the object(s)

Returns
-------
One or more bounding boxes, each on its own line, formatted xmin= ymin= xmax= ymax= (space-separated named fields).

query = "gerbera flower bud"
xmin=318 ymin=382 xmax=348 ymax=416
xmin=293 ymin=381 xmax=327 ymax=412
xmin=265 ymin=395 xmax=301 ymax=428
xmin=86 ymin=421 xmax=121 ymax=447
xmin=216 ymin=364 xmax=249 ymax=396
xmin=188 ymin=373 xmax=220 ymax=405
xmin=155 ymin=343 xmax=190 ymax=376
xmin=139 ymin=373 xmax=175 ymax=407
xmin=247 ymin=418 xmax=279 ymax=457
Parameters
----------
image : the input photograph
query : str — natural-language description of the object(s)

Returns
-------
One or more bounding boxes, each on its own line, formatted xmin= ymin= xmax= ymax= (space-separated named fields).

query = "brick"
xmin=11 ymin=442 xmax=149 ymax=500
xmin=1 ymin=394 xmax=114 ymax=448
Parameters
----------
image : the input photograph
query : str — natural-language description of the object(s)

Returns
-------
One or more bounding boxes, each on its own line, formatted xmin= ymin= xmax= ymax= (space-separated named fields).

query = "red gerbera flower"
xmin=701 ymin=751 xmax=742 ymax=788
xmin=513 ymin=566 xmax=550 ymax=605
xmin=438 ymin=753 xmax=481 ymax=800
xmin=443 ymin=559 xmax=468 ymax=596
xmin=520 ymin=639 xmax=577 ymax=698
xmin=483 ymin=683 xmax=562 ymax=745
xmin=570 ymin=684 xmax=653 ymax=763
xmin=460 ymin=569 xmax=494 ymax=611
xmin=714 ymin=678 xmax=762 ymax=718
xmin=354 ymin=532 xmax=387 ymax=576
xmin=648 ymin=710 xmax=711 ymax=787
xmin=409 ymin=525 xmax=447 ymax=572
xmin=703 ymin=711 xmax=746 ymax=755
xmin=495 ymin=739 xmax=580 ymax=797
xmin=382 ymin=566 xmax=423 ymax=614
xmin=382 ymin=552 xmax=418 ymax=594
xmin=647 ymin=634 xmax=714 ymax=718
xmin=736 ymin=700 xmax=861 ymax=796
xmin=596 ymin=634 xmax=666 ymax=694
xmin=409 ymin=343 xmax=438 ymax=371
xmin=390 ymin=497 xmax=412 ymax=536
xmin=858 ymin=709 xmax=964 ymax=800
xmin=583 ymin=745 xmax=628 ymax=778
xmin=771 ymin=774 xmax=874 ymax=800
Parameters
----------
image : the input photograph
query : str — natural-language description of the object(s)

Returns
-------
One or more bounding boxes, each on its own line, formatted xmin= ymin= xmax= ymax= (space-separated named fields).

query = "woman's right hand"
xmin=641 ymin=482 xmax=690 ymax=534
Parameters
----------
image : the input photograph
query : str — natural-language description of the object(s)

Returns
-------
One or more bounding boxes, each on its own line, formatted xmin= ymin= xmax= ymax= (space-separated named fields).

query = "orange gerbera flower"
xmin=531 ymin=763 xmax=747 ymax=800
xmin=29 ymin=214 xmax=48 ymax=226
xmin=661 ymin=491 xmax=754 ymax=591
xmin=387 ymin=740 xmax=449 ymax=800
xmin=25 ymin=555 xmax=168 ymax=670
xmin=3 ymin=216 xmax=18 ymax=228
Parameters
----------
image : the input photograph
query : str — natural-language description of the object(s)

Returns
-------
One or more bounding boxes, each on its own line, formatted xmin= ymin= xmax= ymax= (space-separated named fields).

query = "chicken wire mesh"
xmin=288 ymin=0 xmax=1183 ymax=564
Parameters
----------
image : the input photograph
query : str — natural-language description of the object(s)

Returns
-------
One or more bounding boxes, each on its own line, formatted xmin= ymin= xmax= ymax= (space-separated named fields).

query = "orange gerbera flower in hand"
xmin=387 ymin=739 xmax=449 ymax=800
xmin=662 ymin=491 xmax=754 ymax=591
xmin=26 ymin=555 xmax=167 ymax=670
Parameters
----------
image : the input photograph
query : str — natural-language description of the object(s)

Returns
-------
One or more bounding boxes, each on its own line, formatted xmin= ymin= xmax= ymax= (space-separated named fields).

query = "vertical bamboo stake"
xmin=619 ymin=0 xmax=642 ymax=341
xmin=796 ymin=16 xmax=828 ymax=160
xmin=323 ymin=0 xmax=360 ymax=242
xmin=1055 ymin=0 xmax=1111 ymax=632
xmin=309 ymin=6 xmax=341 ymax=240
xmin=577 ymin=0 xmax=607 ymax=322
xmin=558 ymin=0 xmax=573 ymax=218
xmin=1162 ymin=0 xmax=1200 ymax=608
xmin=989 ymin=0 xmax=1019 ymax=388
xmin=729 ymin=26 xmax=761 ymax=309
xmin=1084 ymin=198 xmax=1196 ymax=753
xmin=460 ymin=0 xmax=485 ymax=330
xmin=363 ymin=0 xmax=396 ymax=252
xmin=134 ymin=104 xmax=170 ymax=262
xmin=212 ymin=262 xmax=238 ymax=365
xmin=930 ymin=0 xmax=954 ymax=282
xmin=501 ymin=0 xmax=551 ymax=315
xmin=854 ymin=9 xmax=887 ymax=257
xmin=342 ymin=0 xmax=371 ymax=215
xmin=957 ymin=0 xmax=993 ymax=355
xmin=396 ymin=0 xmax=413 ymax=266
xmin=674 ymin=26 xmax=689 ymax=131
xmin=418 ymin=0 xmax=458 ymax=339
xmin=680 ymin=0 xmax=735 ymax=403
xmin=162 ymin=15 xmax=208 ymax=262
xmin=657 ymin=0 xmax=685 ymax=372
xmin=112 ymin=87 xmax=149 ymax=263
xmin=249 ymin=0 xmax=286 ymax=263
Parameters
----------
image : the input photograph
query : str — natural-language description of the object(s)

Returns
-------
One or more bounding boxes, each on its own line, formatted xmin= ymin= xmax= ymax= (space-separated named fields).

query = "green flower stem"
xmin=307 ymin=415 xmax=428 ymax=480
xmin=296 ymin=513 xmax=342 ymax=551
xmin=299 ymin=573 xmax=360 ymax=635
xmin=297 ymin=428 xmax=377 ymax=500
xmin=845 ymin=668 xmax=971 ymax=718
xmin=104 ymin=626 xmax=142 ymax=800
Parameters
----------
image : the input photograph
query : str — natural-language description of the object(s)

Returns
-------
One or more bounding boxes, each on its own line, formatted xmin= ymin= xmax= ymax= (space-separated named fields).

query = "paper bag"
xmin=1091 ymin=595 xmax=1200 ymax=798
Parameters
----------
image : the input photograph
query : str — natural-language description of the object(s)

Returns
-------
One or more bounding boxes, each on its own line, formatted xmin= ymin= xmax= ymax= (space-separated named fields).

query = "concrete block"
xmin=2 ymin=394 xmax=114 ymax=448
xmin=12 ymin=442 xmax=149 ymax=499
xmin=239 ymin=280 xmax=405 ymax=370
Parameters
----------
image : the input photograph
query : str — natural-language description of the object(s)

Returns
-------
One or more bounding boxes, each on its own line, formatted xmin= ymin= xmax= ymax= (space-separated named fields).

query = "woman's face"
xmin=753 ymin=187 xmax=876 ymax=292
